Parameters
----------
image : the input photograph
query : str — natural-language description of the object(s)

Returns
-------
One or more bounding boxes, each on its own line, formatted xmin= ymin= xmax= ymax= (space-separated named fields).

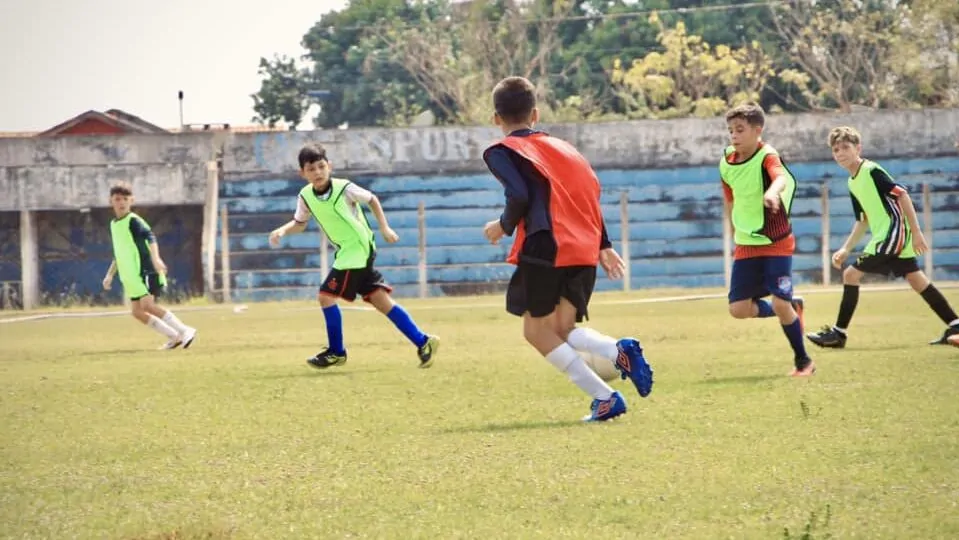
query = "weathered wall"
xmin=0 ymin=133 xmax=215 ymax=211
xmin=2 ymin=108 xmax=957 ymax=212
xmin=2 ymin=108 xmax=958 ymax=304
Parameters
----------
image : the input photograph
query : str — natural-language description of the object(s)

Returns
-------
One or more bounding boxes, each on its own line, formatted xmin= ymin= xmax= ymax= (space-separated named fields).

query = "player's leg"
xmin=134 ymin=294 xmax=181 ymax=348
xmin=307 ymin=270 xmax=350 ymax=369
xmin=518 ymin=266 xmax=626 ymax=421
xmin=528 ymin=300 xmax=627 ymax=422
xmin=763 ymin=256 xmax=815 ymax=376
xmin=728 ymin=258 xmax=776 ymax=319
xmin=562 ymin=267 xmax=653 ymax=398
xmin=362 ymin=268 xmax=438 ymax=368
xmin=142 ymin=274 xmax=197 ymax=348
xmin=902 ymin=264 xmax=959 ymax=345
xmin=808 ymin=256 xmax=871 ymax=348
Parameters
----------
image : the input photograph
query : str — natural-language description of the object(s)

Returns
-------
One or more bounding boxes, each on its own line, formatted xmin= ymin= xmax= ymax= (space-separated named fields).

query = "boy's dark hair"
xmin=109 ymin=181 xmax=133 ymax=197
xmin=492 ymin=76 xmax=537 ymax=124
xmin=725 ymin=102 xmax=766 ymax=128
xmin=298 ymin=143 xmax=328 ymax=169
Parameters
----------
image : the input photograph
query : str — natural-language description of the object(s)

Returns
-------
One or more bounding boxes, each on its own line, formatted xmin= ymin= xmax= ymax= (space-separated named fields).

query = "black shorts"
xmin=852 ymin=253 xmax=920 ymax=278
xmin=130 ymin=273 xmax=164 ymax=301
xmin=320 ymin=254 xmax=392 ymax=302
xmin=505 ymin=231 xmax=596 ymax=322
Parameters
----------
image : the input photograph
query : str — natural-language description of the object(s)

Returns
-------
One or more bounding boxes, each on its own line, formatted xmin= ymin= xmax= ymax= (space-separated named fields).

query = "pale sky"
xmin=0 ymin=0 xmax=349 ymax=133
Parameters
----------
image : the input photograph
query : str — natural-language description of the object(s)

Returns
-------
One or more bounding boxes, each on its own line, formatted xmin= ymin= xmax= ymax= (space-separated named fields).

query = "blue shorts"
xmin=728 ymin=256 xmax=794 ymax=303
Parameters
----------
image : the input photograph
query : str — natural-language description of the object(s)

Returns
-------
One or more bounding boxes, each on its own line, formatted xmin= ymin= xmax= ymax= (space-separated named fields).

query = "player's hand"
xmin=600 ymin=248 xmax=626 ymax=279
xmin=912 ymin=232 xmax=929 ymax=256
xmin=269 ymin=229 xmax=284 ymax=248
xmin=831 ymin=248 xmax=849 ymax=270
xmin=381 ymin=227 xmax=399 ymax=244
xmin=763 ymin=190 xmax=781 ymax=213
xmin=484 ymin=219 xmax=506 ymax=245
xmin=102 ymin=275 xmax=113 ymax=290
xmin=152 ymin=257 xmax=168 ymax=275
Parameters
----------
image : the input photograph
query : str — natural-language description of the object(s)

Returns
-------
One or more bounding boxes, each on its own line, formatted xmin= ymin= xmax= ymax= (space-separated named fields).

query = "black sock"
xmin=920 ymin=284 xmax=959 ymax=326
xmin=835 ymin=284 xmax=859 ymax=330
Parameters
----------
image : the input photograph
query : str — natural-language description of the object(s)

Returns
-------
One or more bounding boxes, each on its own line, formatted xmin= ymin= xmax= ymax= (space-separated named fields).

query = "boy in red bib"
xmin=481 ymin=76 xmax=653 ymax=422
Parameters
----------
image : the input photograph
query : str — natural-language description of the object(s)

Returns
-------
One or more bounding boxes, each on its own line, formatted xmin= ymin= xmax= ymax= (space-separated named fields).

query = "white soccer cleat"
xmin=158 ymin=339 xmax=182 ymax=350
xmin=180 ymin=327 xmax=198 ymax=349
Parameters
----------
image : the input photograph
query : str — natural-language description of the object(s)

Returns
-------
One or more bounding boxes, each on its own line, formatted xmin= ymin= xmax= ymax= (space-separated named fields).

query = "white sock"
xmin=161 ymin=311 xmax=191 ymax=335
xmin=833 ymin=326 xmax=847 ymax=334
xmin=545 ymin=343 xmax=613 ymax=400
xmin=147 ymin=315 xmax=180 ymax=340
xmin=567 ymin=327 xmax=619 ymax=362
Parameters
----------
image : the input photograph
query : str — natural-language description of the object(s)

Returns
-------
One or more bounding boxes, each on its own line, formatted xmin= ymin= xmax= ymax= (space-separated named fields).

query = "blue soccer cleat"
xmin=582 ymin=391 xmax=628 ymax=422
xmin=615 ymin=338 xmax=654 ymax=398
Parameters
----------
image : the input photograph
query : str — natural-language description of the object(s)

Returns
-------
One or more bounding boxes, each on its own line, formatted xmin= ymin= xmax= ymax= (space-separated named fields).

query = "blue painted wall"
xmin=219 ymin=157 xmax=959 ymax=303
xmin=0 ymin=207 xmax=203 ymax=307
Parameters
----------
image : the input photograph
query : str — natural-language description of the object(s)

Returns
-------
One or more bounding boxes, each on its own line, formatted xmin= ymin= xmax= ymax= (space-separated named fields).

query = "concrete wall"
xmin=2 ymin=108 xmax=958 ymax=306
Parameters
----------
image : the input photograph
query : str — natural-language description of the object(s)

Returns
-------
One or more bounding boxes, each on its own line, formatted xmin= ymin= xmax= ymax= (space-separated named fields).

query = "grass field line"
xmin=2 ymin=281 xmax=954 ymax=324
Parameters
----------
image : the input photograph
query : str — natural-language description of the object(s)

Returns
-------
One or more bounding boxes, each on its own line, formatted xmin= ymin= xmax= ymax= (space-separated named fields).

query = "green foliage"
xmin=251 ymin=55 xmax=309 ymax=128
xmin=249 ymin=0 xmax=959 ymax=127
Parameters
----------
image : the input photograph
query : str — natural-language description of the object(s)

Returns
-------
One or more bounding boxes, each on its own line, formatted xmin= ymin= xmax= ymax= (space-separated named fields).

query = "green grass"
xmin=2 ymin=287 xmax=959 ymax=539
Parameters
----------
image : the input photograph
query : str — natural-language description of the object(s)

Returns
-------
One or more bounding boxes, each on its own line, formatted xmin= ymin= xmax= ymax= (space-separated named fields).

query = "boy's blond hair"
xmin=724 ymin=102 xmax=765 ymax=128
xmin=828 ymin=126 xmax=861 ymax=147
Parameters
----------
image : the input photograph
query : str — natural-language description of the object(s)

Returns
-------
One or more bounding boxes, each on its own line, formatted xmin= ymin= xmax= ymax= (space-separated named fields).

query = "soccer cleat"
xmin=928 ymin=326 xmax=959 ymax=346
xmin=417 ymin=335 xmax=440 ymax=368
xmin=791 ymin=296 xmax=805 ymax=332
xmin=307 ymin=348 xmax=347 ymax=369
xmin=582 ymin=391 xmax=628 ymax=422
xmin=180 ymin=328 xmax=198 ymax=349
xmin=806 ymin=325 xmax=847 ymax=349
xmin=158 ymin=339 xmax=182 ymax=350
xmin=790 ymin=357 xmax=816 ymax=377
xmin=615 ymin=338 xmax=654 ymax=398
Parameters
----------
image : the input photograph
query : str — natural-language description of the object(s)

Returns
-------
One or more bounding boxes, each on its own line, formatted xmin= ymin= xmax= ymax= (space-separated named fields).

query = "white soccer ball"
xmin=579 ymin=351 xmax=620 ymax=382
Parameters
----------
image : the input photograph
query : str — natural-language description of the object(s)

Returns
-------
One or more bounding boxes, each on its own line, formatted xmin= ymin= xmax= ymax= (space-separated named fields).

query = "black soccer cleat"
xmin=929 ymin=326 xmax=959 ymax=346
xmin=307 ymin=348 xmax=347 ymax=369
xmin=806 ymin=325 xmax=847 ymax=349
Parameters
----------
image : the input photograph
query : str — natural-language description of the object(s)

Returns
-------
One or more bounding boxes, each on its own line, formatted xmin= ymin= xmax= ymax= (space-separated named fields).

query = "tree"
xmin=611 ymin=13 xmax=775 ymax=119
xmin=379 ymin=0 xmax=580 ymax=124
xmin=771 ymin=0 xmax=911 ymax=112
xmin=251 ymin=55 xmax=310 ymax=128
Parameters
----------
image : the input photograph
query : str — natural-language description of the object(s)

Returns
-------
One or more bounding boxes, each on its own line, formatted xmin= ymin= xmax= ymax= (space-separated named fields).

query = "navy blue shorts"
xmin=728 ymin=256 xmax=794 ymax=303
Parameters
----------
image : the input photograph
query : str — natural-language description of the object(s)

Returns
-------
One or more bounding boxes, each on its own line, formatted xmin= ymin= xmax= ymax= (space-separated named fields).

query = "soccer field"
xmin=2 ymin=287 xmax=958 ymax=539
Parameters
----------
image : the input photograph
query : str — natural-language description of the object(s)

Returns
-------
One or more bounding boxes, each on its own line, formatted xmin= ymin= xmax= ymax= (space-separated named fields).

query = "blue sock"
xmin=754 ymin=299 xmax=775 ymax=318
xmin=322 ymin=305 xmax=345 ymax=354
xmin=387 ymin=305 xmax=428 ymax=348
xmin=781 ymin=318 xmax=807 ymax=359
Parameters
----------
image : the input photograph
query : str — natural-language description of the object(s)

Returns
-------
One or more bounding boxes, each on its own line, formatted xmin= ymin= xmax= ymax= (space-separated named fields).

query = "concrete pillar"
xmin=19 ymin=210 xmax=39 ymax=310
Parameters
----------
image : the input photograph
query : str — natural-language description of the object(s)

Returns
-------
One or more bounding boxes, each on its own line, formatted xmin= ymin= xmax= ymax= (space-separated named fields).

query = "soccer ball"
xmin=579 ymin=351 xmax=620 ymax=382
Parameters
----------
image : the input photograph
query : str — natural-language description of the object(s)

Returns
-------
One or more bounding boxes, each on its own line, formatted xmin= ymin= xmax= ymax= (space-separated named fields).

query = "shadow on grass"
xmin=439 ymin=419 xmax=585 ymax=435
xmin=76 ymin=349 xmax=151 ymax=357
xmin=698 ymin=374 xmax=783 ymax=385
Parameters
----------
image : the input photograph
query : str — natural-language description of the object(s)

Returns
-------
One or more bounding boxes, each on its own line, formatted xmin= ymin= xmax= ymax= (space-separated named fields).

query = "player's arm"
xmin=270 ymin=197 xmax=309 ymax=246
xmin=130 ymin=217 xmax=167 ymax=273
xmin=872 ymin=168 xmax=927 ymax=253
xmin=347 ymin=183 xmax=398 ymax=243
xmin=721 ymin=180 xmax=734 ymax=237
xmin=102 ymin=260 xmax=117 ymax=290
xmin=762 ymin=155 xmax=789 ymax=211
xmin=833 ymin=195 xmax=869 ymax=268
xmin=482 ymin=146 xmax=530 ymax=237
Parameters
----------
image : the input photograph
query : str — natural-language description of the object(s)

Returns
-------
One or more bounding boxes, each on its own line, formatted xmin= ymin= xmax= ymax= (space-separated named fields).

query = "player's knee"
xmin=728 ymin=301 xmax=752 ymax=319
xmin=842 ymin=266 xmax=862 ymax=285
xmin=906 ymin=271 xmax=929 ymax=292
xmin=523 ymin=317 xmax=552 ymax=346
xmin=318 ymin=293 xmax=337 ymax=307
